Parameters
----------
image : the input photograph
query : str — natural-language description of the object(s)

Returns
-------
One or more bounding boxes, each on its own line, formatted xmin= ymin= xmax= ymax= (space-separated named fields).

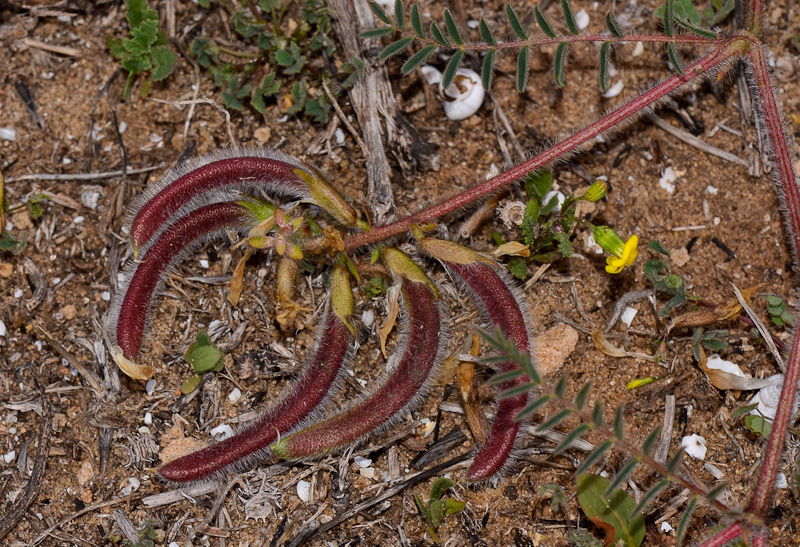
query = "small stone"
xmin=0 ymin=319 xmax=6 ymax=337
xmin=775 ymin=473 xmax=788 ymax=489
xmin=0 ymin=128 xmax=17 ymax=141
xmin=210 ymin=424 xmax=234 ymax=440
xmin=254 ymin=127 xmax=271 ymax=145
xmin=359 ymin=467 xmax=375 ymax=479
xmin=81 ymin=487 xmax=93 ymax=504
xmin=297 ymin=479 xmax=311 ymax=502
xmin=228 ymin=387 xmax=242 ymax=403
xmin=121 ymin=477 xmax=140 ymax=495
xmin=77 ymin=460 xmax=94 ymax=486
xmin=533 ymin=324 xmax=579 ymax=377
xmin=672 ymin=247 xmax=690 ymax=267
xmin=144 ymin=412 xmax=153 ymax=426
xmin=61 ymin=305 xmax=77 ymax=320
xmin=660 ymin=521 xmax=673 ymax=533
xmin=361 ymin=310 xmax=374 ymax=328
xmin=354 ymin=456 xmax=372 ymax=468
xmin=620 ymin=306 xmax=638 ymax=328
xmin=3 ymin=450 xmax=16 ymax=463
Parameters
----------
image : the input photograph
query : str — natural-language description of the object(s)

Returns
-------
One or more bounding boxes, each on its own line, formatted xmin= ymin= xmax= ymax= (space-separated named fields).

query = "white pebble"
xmin=14 ymin=289 xmax=23 ymax=298
xmin=52 ymin=277 xmax=61 ymax=286
xmin=706 ymin=185 xmax=719 ymax=195
xmin=658 ymin=166 xmax=678 ymax=194
xmin=775 ymin=473 xmax=788 ymax=489
xmin=81 ymin=191 xmax=100 ymax=210
xmin=0 ymin=128 xmax=17 ymax=141
xmin=575 ymin=9 xmax=590 ymax=30
xmin=228 ymin=387 xmax=242 ymax=403
xmin=102 ymin=291 xmax=111 ymax=302
xmin=632 ymin=41 xmax=645 ymax=57
xmin=704 ymin=462 xmax=725 ymax=479
xmin=118 ymin=122 xmax=127 ymax=134
xmin=620 ymin=306 xmax=638 ymax=328
xmin=199 ymin=259 xmax=210 ymax=269
xmin=137 ymin=426 xmax=150 ymax=435
xmin=660 ymin=521 xmax=673 ymax=533
xmin=334 ymin=127 xmax=345 ymax=145
xmin=63 ymin=157 xmax=72 ymax=165
xmin=149 ymin=133 xmax=163 ymax=143
xmin=359 ymin=467 xmax=376 ymax=479
xmin=121 ymin=477 xmax=140 ymax=495
xmin=361 ymin=310 xmax=375 ymax=327
xmin=466 ymin=19 xmax=479 ymax=29
xmin=73 ymin=216 xmax=85 ymax=224
xmin=145 ymin=379 xmax=157 ymax=396
xmin=0 ymin=319 xmax=5 ymax=337
xmin=681 ymin=434 xmax=707 ymax=460
xmin=297 ymin=479 xmax=311 ymax=502
xmin=602 ymin=80 xmax=624 ymax=99
xmin=3 ymin=450 xmax=15 ymax=463
xmin=210 ymin=424 xmax=234 ymax=440
xmin=354 ymin=456 xmax=373 ymax=468
xmin=144 ymin=412 xmax=153 ymax=425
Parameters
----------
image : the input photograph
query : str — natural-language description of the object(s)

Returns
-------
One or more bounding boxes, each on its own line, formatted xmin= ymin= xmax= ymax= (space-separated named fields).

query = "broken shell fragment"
xmin=681 ymin=434 xmax=707 ymax=460
xmin=441 ymin=68 xmax=485 ymax=121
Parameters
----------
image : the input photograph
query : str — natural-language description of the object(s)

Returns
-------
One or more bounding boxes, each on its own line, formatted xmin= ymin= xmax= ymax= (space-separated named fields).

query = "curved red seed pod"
xmin=271 ymin=278 xmax=444 ymax=459
xmin=128 ymin=148 xmax=313 ymax=252
xmin=157 ymin=306 xmax=352 ymax=483
xmin=108 ymin=201 xmax=254 ymax=363
xmin=444 ymin=261 xmax=533 ymax=481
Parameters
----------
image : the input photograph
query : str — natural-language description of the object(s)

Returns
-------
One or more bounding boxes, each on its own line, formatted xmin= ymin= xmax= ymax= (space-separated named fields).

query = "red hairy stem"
xmin=695 ymin=522 xmax=744 ymax=547
xmin=110 ymin=201 xmax=254 ymax=361
xmin=744 ymin=44 xmax=800 ymax=516
xmin=271 ymin=278 xmax=442 ymax=458
xmin=129 ymin=150 xmax=312 ymax=251
xmin=344 ymin=38 xmax=744 ymax=253
xmin=445 ymin=261 xmax=532 ymax=481
xmin=158 ymin=307 xmax=352 ymax=483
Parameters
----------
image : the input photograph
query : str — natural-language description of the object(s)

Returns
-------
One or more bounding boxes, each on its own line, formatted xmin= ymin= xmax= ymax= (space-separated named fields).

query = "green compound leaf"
xmin=599 ymin=41 xmax=611 ymax=92
xmin=515 ymin=393 xmax=552 ymax=421
xmin=575 ymin=440 xmax=614 ymax=476
xmin=647 ymin=239 xmax=671 ymax=255
xmin=499 ymin=381 xmax=537 ymax=400
xmin=630 ymin=479 xmax=668 ymax=518
xmin=641 ymin=427 xmax=662 ymax=456
xmin=554 ymin=423 xmax=591 ymax=455
xmin=663 ymin=0 xmax=675 ymax=37
xmin=481 ymin=49 xmax=496 ymax=91
xmin=554 ymin=41 xmax=568 ymax=87
xmin=516 ymin=46 xmax=530 ymax=92
xmin=411 ymin=4 xmax=425 ymax=38
xmin=379 ymin=36 xmax=414 ymax=60
xmin=394 ymin=0 xmax=405 ymax=31
xmin=521 ymin=199 xmax=539 ymax=245
xmin=368 ymin=1 xmax=392 ymax=25
xmin=667 ymin=41 xmax=685 ymax=75
xmin=613 ymin=405 xmax=625 ymax=438
xmin=561 ymin=0 xmax=579 ymax=35
xmin=534 ymin=6 xmax=556 ymax=38
xmin=479 ymin=18 xmax=497 ymax=46
xmin=506 ymin=4 xmax=527 ymax=40
xmin=430 ymin=21 xmax=451 ymax=47
xmin=402 ymin=44 xmax=436 ymax=74
xmin=606 ymin=12 xmax=623 ymax=37
xmin=676 ymin=496 xmax=699 ymax=545
xmin=360 ymin=26 xmax=394 ymax=38
xmin=441 ymin=49 xmax=464 ymax=89
xmin=536 ymin=408 xmax=573 ymax=432
xmin=150 ymin=44 xmax=177 ymax=81
xmin=575 ymin=381 xmax=592 ymax=410
xmin=604 ymin=459 xmax=640 ymax=498
xmin=577 ymin=474 xmax=646 ymax=547
xmin=443 ymin=9 xmax=464 ymax=45
xmin=592 ymin=400 xmax=604 ymax=428
xmin=675 ymin=17 xmax=718 ymax=39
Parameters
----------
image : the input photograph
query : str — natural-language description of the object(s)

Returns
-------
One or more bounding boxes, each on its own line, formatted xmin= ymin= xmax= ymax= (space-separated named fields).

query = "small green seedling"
xmin=364 ymin=276 xmax=389 ymax=298
xmin=181 ymin=330 xmax=225 ymax=394
xmin=121 ymin=520 xmax=158 ymax=547
xmin=764 ymin=295 xmax=795 ymax=327
xmin=25 ymin=193 xmax=50 ymax=220
xmin=413 ymin=478 xmax=466 ymax=543
xmin=731 ymin=403 xmax=773 ymax=437
xmin=107 ymin=0 xmax=178 ymax=99
xmin=691 ymin=328 xmax=730 ymax=361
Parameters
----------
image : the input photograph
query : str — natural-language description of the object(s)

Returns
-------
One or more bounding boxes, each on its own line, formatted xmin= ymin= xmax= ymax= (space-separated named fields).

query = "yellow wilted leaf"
xmin=669 ymin=283 xmax=765 ymax=332
xmin=227 ymin=249 xmax=253 ymax=307
xmin=591 ymin=329 xmax=626 ymax=358
xmin=378 ymin=284 xmax=400 ymax=358
xmin=493 ymin=241 xmax=532 ymax=258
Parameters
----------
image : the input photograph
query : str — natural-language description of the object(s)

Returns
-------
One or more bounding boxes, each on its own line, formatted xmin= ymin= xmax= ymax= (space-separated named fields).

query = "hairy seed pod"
xmin=447 ymin=260 xmax=533 ymax=480
xmin=157 ymin=305 xmax=353 ymax=483
xmin=271 ymin=276 xmax=445 ymax=459
xmin=128 ymin=148 xmax=316 ymax=253
xmin=107 ymin=201 xmax=256 ymax=368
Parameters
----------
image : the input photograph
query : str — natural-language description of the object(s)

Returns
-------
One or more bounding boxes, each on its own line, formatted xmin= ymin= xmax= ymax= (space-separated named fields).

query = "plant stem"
xmin=345 ymin=38 xmax=746 ymax=253
xmin=694 ymin=522 xmax=743 ymax=547
xmin=742 ymin=0 xmax=765 ymax=39
xmin=744 ymin=42 xmax=800 ymax=516
xmin=403 ymin=33 xmax=716 ymax=50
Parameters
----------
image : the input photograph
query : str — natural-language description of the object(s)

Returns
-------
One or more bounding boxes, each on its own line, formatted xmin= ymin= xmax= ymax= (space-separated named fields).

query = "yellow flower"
xmin=605 ymin=235 xmax=639 ymax=274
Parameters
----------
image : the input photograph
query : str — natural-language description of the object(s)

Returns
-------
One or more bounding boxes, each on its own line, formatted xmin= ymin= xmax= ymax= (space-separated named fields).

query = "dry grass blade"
xmin=729 ymin=281 xmax=785 ymax=372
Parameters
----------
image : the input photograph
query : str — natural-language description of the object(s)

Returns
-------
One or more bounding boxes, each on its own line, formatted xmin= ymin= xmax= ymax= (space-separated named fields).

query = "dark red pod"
xmin=271 ymin=277 xmax=444 ymax=459
xmin=157 ymin=307 xmax=353 ymax=483
xmin=444 ymin=261 xmax=533 ymax=481
xmin=128 ymin=149 xmax=313 ymax=252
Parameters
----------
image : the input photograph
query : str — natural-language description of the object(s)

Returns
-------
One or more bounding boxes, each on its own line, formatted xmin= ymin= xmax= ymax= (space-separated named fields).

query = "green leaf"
xmin=613 ymin=406 xmax=624 ymax=438
xmin=430 ymin=21 xmax=450 ymax=47
xmin=414 ymin=493 xmax=429 ymax=518
xmin=575 ymin=381 xmax=592 ymax=409
xmin=667 ymin=448 xmax=683 ymax=474
xmin=444 ymin=498 xmax=466 ymax=516
xmin=499 ymin=381 xmax=537 ymax=400
xmin=131 ymin=18 xmax=159 ymax=50
xmin=731 ymin=403 xmax=759 ymax=420
xmin=554 ymin=42 xmax=568 ymax=87
xmin=599 ymin=41 xmax=610 ymax=92
xmin=441 ymin=49 xmax=464 ymax=89
xmin=521 ymin=199 xmax=539 ymax=245
xmin=575 ymin=440 xmax=614 ymax=476
xmin=368 ymin=1 xmax=392 ymax=25
xmin=663 ymin=0 xmax=675 ymax=36
xmin=150 ymin=45 xmax=177 ymax=81
xmin=516 ymin=46 xmax=530 ymax=92
xmin=676 ymin=496 xmax=699 ymax=545
xmin=554 ymin=376 xmax=568 ymax=397
xmin=506 ymin=4 xmax=527 ymax=40
xmin=252 ymin=73 xmax=281 ymax=114
xmin=641 ymin=427 xmax=661 ymax=456
xmin=479 ymin=18 xmax=496 ymax=46
xmin=576 ymin=474 xmax=646 ymax=547
xmin=180 ymin=374 xmax=202 ymax=394
xmin=674 ymin=17 xmax=718 ymax=39
xmin=606 ymin=12 xmax=623 ymax=37
xmin=515 ymin=394 xmax=552 ymax=421
xmin=592 ymin=400 xmax=604 ymax=427
xmin=745 ymin=414 xmax=772 ymax=437
xmin=534 ymin=6 xmax=556 ymax=38
xmin=667 ymin=42 xmax=685 ymax=75
xmin=553 ymin=424 xmax=591 ymax=455
xmin=107 ymin=35 xmax=127 ymax=60
xmin=360 ymin=26 xmax=394 ymax=38
xmin=402 ymin=44 xmax=436 ymax=74
xmin=410 ymin=4 xmax=425 ymax=38
xmin=647 ymin=240 xmax=670 ymax=255
xmin=561 ymin=0 xmax=579 ymax=35
xmin=536 ymin=408 xmax=572 ymax=432
xmin=525 ymin=169 xmax=552 ymax=200
xmin=428 ymin=499 xmax=445 ymax=529
xmin=481 ymin=49 xmax=496 ymax=91
xmin=0 ymin=231 xmax=26 ymax=254
xmin=554 ymin=232 xmax=573 ymax=257
xmin=508 ymin=257 xmax=528 ymax=280
xmin=486 ymin=368 xmax=524 ymax=385
xmin=184 ymin=330 xmax=224 ymax=373
xmin=604 ymin=458 xmax=640 ymax=498
xmin=394 ymin=0 xmax=405 ymax=31
xmin=443 ymin=9 xmax=463 ymax=45
xmin=629 ymin=479 xmax=668 ymax=518
xmin=430 ymin=477 xmax=456 ymax=501
xmin=379 ymin=36 xmax=414 ymax=60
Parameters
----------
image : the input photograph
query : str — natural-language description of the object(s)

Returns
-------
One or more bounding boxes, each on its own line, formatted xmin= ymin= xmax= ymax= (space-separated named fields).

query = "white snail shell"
xmin=440 ymin=68 xmax=485 ymax=121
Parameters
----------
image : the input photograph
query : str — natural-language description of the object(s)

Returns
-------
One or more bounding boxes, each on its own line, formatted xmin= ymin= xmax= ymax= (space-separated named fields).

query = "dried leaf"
xmin=592 ymin=329 xmax=626 ymax=357
xmin=458 ymin=332 xmax=489 ymax=443
xmin=378 ymin=284 xmax=401 ymax=358
xmin=227 ymin=249 xmax=253 ymax=307
xmin=669 ymin=283 xmax=765 ymax=332
xmin=696 ymin=346 xmax=773 ymax=390
xmin=493 ymin=241 xmax=531 ymax=258
xmin=111 ymin=346 xmax=155 ymax=380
